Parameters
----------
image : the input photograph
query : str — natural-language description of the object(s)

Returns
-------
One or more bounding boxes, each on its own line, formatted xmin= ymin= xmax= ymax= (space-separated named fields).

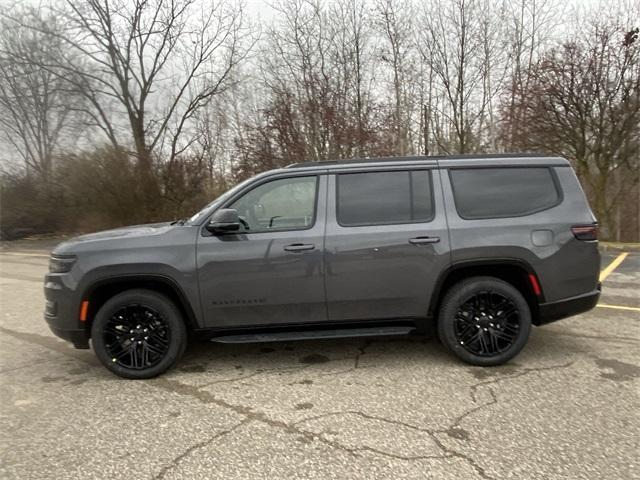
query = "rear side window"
xmin=337 ymin=170 xmax=434 ymax=226
xmin=449 ymin=167 xmax=560 ymax=219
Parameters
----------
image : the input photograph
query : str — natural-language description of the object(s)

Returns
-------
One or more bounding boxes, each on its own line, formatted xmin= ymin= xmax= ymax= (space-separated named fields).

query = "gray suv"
xmin=44 ymin=154 xmax=601 ymax=378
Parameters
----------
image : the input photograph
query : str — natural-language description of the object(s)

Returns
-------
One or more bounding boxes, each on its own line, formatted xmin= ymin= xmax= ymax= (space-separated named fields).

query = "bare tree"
xmin=375 ymin=0 xmax=416 ymax=156
xmin=0 ymin=9 xmax=82 ymax=181
xmin=195 ymin=70 xmax=254 ymax=188
xmin=501 ymin=0 xmax=560 ymax=149
xmin=419 ymin=0 xmax=506 ymax=153
xmin=235 ymin=0 xmax=384 ymax=177
xmin=9 ymin=0 xmax=253 ymax=171
xmin=8 ymin=0 xmax=254 ymax=213
xmin=331 ymin=0 xmax=373 ymax=157
xmin=509 ymin=21 xmax=640 ymax=239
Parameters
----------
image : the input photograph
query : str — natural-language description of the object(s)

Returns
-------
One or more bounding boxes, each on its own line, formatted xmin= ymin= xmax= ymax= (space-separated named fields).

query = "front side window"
xmin=449 ymin=167 xmax=560 ymax=219
xmin=337 ymin=170 xmax=434 ymax=226
xmin=229 ymin=176 xmax=317 ymax=233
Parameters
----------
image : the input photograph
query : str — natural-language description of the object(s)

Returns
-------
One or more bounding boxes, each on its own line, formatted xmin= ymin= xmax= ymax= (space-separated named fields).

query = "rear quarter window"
xmin=449 ymin=167 xmax=561 ymax=219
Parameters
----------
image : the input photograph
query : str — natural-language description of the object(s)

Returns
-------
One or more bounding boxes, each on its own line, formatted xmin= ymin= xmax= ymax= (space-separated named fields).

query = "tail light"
xmin=571 ymin=224 xmax=598 ymax=241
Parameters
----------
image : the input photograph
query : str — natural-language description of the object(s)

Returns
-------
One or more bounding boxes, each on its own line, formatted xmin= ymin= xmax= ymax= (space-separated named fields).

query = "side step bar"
xmin=210 ymin=326 xmax=416 ymax=344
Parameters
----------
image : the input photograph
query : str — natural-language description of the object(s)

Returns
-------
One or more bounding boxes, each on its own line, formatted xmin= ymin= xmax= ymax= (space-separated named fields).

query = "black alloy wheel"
xmin=453 ymin=291 xmax=520 ymax=357
xmin=103 ymin=304 xmax=171 ymax=370
xmin=91 ymin=289 xmax=187 ymax=379
xmin=438 ymin=277 xmax=531 ymax=366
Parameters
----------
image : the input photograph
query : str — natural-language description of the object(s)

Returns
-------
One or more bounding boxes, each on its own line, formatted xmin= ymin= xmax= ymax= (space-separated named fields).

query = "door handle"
xmin=409 ymin=236 xmax=440 ymax=245
xmin=284 ymin=243 xmax=315 ymax=252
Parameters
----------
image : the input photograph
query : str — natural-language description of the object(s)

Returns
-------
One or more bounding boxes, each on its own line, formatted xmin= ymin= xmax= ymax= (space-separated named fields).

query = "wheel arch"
xmin=429 ymin=259 xmax=542 ymax=325
xmin=81 ymin=275 xmax=200 ymax=336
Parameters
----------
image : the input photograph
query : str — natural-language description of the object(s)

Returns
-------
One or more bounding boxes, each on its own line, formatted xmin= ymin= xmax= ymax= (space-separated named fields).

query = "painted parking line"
xmin=596 ymin=252 xmax=638 ymax=312
xmin=599 ymin=252 xmax=628 ymax=282
xmin=596 ymin=304 xmax=640 ymax=312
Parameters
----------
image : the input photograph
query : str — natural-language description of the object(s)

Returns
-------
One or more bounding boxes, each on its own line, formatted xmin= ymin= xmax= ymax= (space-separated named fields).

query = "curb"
xmin=599 ymin=242 xmax=640 ymax=253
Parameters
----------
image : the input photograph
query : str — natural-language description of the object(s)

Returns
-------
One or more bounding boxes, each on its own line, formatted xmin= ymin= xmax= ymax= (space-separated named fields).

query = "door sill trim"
xmin=210 ymin=325 xmax=416 ymax=344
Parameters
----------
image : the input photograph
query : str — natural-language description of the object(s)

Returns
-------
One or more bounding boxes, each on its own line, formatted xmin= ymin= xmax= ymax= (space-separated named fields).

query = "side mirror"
xmin=206 ymin=208 xmax=240 ymax=234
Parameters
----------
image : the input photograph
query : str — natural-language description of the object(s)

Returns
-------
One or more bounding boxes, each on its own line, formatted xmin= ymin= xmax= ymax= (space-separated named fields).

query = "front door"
xmin=324 ymin=167 xmax=450 ymax=321
xmin=197 ymin=174 xmax=327 ymax=328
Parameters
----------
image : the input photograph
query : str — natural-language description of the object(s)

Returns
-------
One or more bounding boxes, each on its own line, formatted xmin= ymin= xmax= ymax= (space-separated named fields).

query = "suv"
xmin=45 ymin=154 xmax=601 ymax=379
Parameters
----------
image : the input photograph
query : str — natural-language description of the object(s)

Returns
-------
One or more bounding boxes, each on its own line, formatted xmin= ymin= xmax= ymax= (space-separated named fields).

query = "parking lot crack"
xmin=355 ymin=445 xmax=452 ymax=461
xmin=447 ymin=388 xmax=499 ymax=430
xmin=198 ymin=365 xmax=310 ymax=388
xmin=428 ymin=434 xmax=496 ymax=480
xmin=428 ymin=362 xmax=576 ymax=479
xmin=151 ymin=377 xmax=364 ymax=458
xmin=151 ymin=378 xmax=498 ymax=468
xmin=354 ymin=340 xmax=372 ymax=369
xmin=294 ymin=410 xmax=434 ymax=434
xmin=293 ymin=410 xmax=492 ymax=476
xmin=0 ymin=323 xmax=495 ymax=474
xmin=152 ymin=419 xmax=251 ymax=480
xmin=467 ymin=361 xmax=575 ymax=403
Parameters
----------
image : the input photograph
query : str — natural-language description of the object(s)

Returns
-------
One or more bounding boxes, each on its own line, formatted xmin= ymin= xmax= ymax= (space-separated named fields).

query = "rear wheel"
xmin=91 ymin=289 xmax=187 ymax=379
xmin=438 ymin=277 xmax=531 ymax=366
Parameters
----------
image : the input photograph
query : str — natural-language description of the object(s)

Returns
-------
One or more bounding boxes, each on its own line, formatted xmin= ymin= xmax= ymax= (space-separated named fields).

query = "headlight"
xmin=49 ymin=255 xmax=76 ymax=273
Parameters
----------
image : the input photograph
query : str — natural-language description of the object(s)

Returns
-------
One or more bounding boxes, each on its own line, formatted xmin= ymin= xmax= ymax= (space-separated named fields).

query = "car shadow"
xmin=178 ymin=334 xmax=444 ymax=372
xmin=175 ymin=325 xmax=596 ymax=377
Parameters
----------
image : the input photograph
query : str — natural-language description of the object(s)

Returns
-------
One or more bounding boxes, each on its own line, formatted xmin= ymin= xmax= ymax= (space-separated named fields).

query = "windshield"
xmin=186 ymin=176 xmax=257 ymax=225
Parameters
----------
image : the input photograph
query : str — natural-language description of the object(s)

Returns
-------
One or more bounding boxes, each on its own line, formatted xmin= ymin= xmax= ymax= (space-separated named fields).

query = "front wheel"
xmin=438 ymin=277 xmax=531 ymax=366
xmin=91 ymin=289 xmax=187 ymax=379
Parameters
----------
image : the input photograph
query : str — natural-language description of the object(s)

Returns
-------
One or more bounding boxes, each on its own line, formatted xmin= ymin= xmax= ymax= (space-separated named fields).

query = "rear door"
xmin=324 ymin=165 xmax=451 ymax=321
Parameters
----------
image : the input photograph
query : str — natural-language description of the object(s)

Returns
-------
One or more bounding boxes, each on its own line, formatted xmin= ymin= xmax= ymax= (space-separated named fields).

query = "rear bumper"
xmin=536 ymin=285 xmax=601 ymax=325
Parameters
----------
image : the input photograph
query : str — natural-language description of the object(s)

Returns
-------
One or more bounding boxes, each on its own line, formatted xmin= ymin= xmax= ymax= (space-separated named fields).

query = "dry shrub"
xmin=56 ymin=147 xmax=150 ymax=231
xmin=159 ymin=155 xmax=220 ymax=220
xmin=1 ymin=146 xmax=226 ymax=238
xmin=0 ymin=173 xmax=62 ymax=239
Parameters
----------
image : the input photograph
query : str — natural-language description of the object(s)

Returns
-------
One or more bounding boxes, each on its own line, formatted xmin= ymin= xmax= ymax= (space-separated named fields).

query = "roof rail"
xmin=286 ymin=153 xmax=551 ymax=169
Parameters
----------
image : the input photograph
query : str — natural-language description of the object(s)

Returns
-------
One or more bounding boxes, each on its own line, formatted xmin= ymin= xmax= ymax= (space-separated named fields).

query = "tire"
xmin=437 ymin=277 xmax=531 ymax=366
xmin=91 ymin=289 xmax=187 ymax=379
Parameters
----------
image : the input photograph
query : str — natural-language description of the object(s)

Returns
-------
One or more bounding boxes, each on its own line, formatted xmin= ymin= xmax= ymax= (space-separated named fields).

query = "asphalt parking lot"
xmin=0 ymin=242 xmax=638 ymax=479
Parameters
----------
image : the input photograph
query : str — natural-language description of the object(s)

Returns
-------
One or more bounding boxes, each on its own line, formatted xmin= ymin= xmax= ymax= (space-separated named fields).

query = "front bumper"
xmin=46 ymin=323 xmax=90 ymax=349
xmin=44 ymin=273 xmax=90 ymax=349
xmin=536 ymin=285 xmax=601 ymax=325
